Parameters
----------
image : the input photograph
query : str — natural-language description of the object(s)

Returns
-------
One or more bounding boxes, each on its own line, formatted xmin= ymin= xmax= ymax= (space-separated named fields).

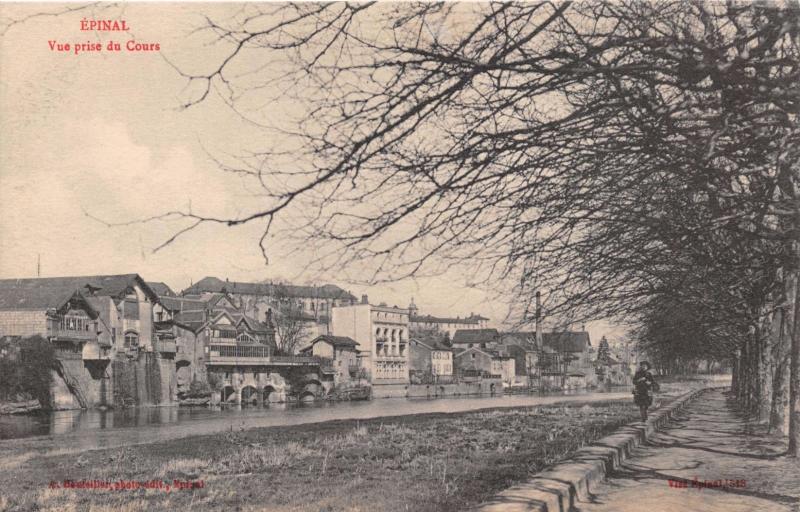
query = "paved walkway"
xmin=576 ymin=389 xmax=800 ymax=512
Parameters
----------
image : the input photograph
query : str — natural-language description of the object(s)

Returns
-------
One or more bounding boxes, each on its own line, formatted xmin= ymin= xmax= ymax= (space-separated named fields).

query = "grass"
xmin=0 ymin=400 xmax=642 ymax=512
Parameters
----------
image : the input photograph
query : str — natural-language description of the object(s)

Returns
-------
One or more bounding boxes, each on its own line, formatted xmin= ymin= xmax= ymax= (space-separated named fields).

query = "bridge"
xmin=199 ymin=344 xmax=337 ymax=404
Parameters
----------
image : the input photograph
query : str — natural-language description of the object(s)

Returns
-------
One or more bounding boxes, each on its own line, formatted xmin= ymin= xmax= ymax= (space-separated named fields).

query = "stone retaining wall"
xmin=473 ymin=388 xmax=707 ymax=512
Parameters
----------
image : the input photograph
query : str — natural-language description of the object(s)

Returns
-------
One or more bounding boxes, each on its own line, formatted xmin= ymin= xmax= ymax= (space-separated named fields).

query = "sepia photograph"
xmin=0 ymin=1 xmax=798 ymax=511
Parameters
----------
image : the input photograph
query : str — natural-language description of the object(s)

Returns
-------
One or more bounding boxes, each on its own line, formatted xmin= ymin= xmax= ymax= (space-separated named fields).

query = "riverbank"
xmin=0 ymin=399 xmax=647 ymax=512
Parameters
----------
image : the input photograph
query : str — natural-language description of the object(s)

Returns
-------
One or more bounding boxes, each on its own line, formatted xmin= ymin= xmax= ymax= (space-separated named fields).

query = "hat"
xmin=639 ymin=361 xmax=651 ymax=369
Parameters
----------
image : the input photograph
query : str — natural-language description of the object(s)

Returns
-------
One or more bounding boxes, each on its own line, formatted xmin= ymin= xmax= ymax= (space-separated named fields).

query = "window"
xmin=59 ymin=314 xmax=88 ymax=332
xmin=236 ymin=332 xmax=254 ymax=343
xmin=123 ymin=299 xmax=139 ymax=320
xmin=155 ymin=311 xmax=163 ymax=322
xmin=124 ymin=331 xmax=139 ymax=349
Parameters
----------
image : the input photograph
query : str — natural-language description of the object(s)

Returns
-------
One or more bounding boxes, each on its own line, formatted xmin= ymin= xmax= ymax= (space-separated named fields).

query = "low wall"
xmin=472 ymin=387 xmax=706 ymax=512
xmin=407 ymin=379 xmax=503 ymax=398
xmin=372 ymin=378 xmax=504 ymax=399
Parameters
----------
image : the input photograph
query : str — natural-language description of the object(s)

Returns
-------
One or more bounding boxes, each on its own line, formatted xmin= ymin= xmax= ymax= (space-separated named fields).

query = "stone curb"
xmin=472 ymin=388 xmax=709 ymax=512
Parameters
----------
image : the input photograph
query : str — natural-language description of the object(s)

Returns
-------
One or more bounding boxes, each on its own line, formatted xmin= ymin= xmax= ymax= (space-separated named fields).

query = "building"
xmin=330 ymin=298 xmax=410 ymax=394
xmin=299 ymin=335 xmax=360 ymax=385
xmin=451 ymin=328 xmax=501 ymax=350
xmin=409 ymin=337 xmax=453 ymax=383
xmin=0 ymin=274 xmax=172 ymax=408
xmin=408 ymin=298 xmax=489 ymax=338
xmin=181 ymin=276 xmax=358 ymax=350
xmin=153 ymin=292 xmax=276 ymax=396
xmin=146 ymin=281 xmax=177 ymax=298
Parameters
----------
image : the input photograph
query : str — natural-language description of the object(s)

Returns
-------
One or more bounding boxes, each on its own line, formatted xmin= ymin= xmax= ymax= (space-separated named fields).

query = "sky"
xmin=0 ymin=3 xmax=624 ymax=344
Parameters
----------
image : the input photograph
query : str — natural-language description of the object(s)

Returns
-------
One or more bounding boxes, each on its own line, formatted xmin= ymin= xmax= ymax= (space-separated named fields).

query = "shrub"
xmin=185 ymin=379 xmax=212 ymax=398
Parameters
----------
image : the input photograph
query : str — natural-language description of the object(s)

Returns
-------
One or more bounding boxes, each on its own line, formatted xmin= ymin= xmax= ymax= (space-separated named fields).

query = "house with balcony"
xmin=181 ymin=276 xmax=358 ymax=350
xmin=0 ymin=274 xmax=166 ymax=408
xmin=152 ymin=292 xmax=277 ymax=395
xmin=330 ymin=297 xmax=410 ymax=397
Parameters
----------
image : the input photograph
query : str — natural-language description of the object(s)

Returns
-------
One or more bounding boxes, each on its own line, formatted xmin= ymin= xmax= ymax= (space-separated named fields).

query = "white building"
xmin=330 ymin=298 xmax=410 ymax=388
xmin=407 ymin=298 xmax=490 ymax=338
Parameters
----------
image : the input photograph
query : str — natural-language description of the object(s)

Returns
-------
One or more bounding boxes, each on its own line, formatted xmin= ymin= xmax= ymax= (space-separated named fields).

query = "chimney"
xmin=535 ymin=291 xmax=543 ymax=351
xmin=361 ymin=294 xmax=369 ymax=304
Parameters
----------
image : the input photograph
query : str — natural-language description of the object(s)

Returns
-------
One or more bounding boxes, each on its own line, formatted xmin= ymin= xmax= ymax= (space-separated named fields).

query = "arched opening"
xmin=221 ymin=385 xmax=236 ymax=403
xmin=175 ymin=360 xmax=192 ymax=390
xmin=241 ymin=386 xmax=258 ymax=405
xmin=299 ymin=390 xmax=316 ymax=403
xmin=489 ymin=383 xmax=496 ymax=396
xmin=262 ymin=385 xmax=279 ymax=403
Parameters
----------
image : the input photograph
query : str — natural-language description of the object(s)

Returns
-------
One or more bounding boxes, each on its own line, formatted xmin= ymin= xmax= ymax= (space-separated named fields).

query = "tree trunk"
xmin=770 ymin=305 xmax=789 ymax=434
xmin=788 ymin=271 xmax=800 ymax=456
xmin=758 ymin=318 xmax=774 ymax=423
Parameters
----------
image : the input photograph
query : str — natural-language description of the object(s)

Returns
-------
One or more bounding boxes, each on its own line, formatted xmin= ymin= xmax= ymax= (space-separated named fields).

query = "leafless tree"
xmin=160 ymin=1 xmax=799 ymax=452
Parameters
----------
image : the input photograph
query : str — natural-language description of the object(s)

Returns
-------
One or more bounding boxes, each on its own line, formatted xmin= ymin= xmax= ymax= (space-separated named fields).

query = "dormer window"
xmin=236 ymin=332 xmax=254 ymax=343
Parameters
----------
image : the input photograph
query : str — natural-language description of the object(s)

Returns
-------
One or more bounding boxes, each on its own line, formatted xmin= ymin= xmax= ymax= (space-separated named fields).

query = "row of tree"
xmin=164 ymin=2 xmax=799 ymax=452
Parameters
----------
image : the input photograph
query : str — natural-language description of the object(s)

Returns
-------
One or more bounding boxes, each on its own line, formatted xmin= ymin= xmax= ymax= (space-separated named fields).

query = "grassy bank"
xmin=0 ymin=400 xmax=642 ymax=512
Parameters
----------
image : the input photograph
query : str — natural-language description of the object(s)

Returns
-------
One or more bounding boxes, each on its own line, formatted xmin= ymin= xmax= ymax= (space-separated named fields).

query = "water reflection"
xmin=0 ymin=387 xmax=635 ymax=442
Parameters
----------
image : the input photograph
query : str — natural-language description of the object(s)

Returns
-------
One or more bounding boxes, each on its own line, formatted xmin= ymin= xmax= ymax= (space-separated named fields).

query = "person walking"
xmin=632 ymin=361 xmax=658 ymax=421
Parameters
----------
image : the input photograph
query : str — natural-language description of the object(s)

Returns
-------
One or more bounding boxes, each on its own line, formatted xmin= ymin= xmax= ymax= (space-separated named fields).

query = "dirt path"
xmin=576 ymin=389 xmax=800 ymax=512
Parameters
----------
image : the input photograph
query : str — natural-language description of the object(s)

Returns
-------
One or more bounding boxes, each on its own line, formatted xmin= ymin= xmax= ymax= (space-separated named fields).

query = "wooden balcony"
xmin=206 ymin=345 xmax=327 ymax=367
xmin=47 ymin=327 xmax=96 ymax=342
xmin=207 ymin=344 xmax=272 ymax=365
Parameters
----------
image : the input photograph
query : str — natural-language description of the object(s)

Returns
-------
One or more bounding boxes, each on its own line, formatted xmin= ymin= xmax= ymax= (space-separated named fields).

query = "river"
xmin=0 ymin=388 xmax=639 ymax=449
xmin=0 ymin=377 xmax=727 ymax=455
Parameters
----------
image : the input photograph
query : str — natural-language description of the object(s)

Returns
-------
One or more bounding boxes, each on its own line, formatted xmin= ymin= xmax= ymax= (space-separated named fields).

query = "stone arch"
xmin=175 ymin=359 xmax=192 ymax=389
xmin=299 ymin=390 xmax=316 ymax=403
xmin=262 ymin=385 xmax=279 ymax=403
xmin=241 ymin=385 xmax=258 ymax=405
xmin=221 ymin=385 xmax=236 ymax=403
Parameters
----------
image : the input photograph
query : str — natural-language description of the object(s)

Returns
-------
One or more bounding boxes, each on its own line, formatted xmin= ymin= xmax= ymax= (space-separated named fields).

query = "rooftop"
xmin=0 ymin=274 xmax=157 ymax=310
xmin=182 ymin=276 xmax=357 ymax=301
xmin=451 ymin=328 xmax=500 ymax=345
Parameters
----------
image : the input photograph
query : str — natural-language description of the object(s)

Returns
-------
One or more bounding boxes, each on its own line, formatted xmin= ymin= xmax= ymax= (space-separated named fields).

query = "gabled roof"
xmin=453 ymin=346 xmax=494 ymax=359
xmin=147 ymin=281 xmax=177 ymax=297
xmin=410 ymin=338 xmax=452 ymax=352
xmin=182 ymin=276 xmax=356 ymax=301
xmin=0 ymin=274 xmax=158 ymax=310
xmin=302 ymin=335 xmax=358 ymax=351
xmin=159 ymin=296 xmax=207 ymax=313
xmin=542 ymin=331 xmax=591 ymax=352
xmin=497 ymin=331 xmax=591 ymax=353
xmin=452 ymin=328 xmax=500 ymax=345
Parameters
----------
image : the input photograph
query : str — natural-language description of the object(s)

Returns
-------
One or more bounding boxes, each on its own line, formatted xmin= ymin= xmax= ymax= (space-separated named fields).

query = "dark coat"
xmin=632 ymin=369 xmax=657 ymax=407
